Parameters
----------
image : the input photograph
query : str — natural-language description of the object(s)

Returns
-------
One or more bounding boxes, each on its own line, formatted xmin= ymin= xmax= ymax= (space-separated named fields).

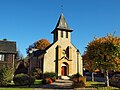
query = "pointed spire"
xmin=56 ymin=13 xmax=70 ymax=30
xmin=51 ymin=13 xmax=72 ymax=33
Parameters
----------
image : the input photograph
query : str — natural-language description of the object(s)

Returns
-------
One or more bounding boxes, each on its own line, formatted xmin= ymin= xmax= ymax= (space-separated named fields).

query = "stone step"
xmin=61 ymin=76 xmax=70 ymax=80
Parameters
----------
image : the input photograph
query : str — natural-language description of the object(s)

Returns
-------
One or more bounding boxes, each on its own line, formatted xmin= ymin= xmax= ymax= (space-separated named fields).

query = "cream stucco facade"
xmin=31 ymin=14 xmax=83 ymax=77
xmin=43 ymin=38 xmax=83 ymax=76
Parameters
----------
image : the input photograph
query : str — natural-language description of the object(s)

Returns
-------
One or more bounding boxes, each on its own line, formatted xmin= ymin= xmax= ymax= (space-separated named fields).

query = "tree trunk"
xmin=92 ymin=72 xmax=94 ymax=82
xmin=105 ymin=70 xmax=109 ymax=87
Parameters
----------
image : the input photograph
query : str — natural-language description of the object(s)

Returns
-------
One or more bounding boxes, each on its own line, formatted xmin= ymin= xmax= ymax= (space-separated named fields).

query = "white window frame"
xmin=0 ymin=54 xmax=4 ymax=61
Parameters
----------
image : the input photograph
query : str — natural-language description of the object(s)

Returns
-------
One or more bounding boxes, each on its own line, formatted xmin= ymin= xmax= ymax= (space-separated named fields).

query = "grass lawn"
xmin=0 ymin=80 xmax=42 ymax=90
xmin=0 ymin=88 xmax=33 ymax=90
xmin=0 ymin=80 xmax=119 ymax=90
xmin=86 ymin=81 xmax=119 ymax=90
xmin=34 ymin=79 xmax=42 ymax=85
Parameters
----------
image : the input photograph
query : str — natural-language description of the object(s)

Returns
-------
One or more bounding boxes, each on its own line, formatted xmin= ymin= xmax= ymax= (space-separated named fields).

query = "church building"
xmin=30 ymin=14 xmax=83 ymax=78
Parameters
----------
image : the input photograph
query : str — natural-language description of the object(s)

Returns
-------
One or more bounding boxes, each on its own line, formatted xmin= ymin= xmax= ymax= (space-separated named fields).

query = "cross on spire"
xmin=61 ymin=4 xmax=63 ymax=13
xmin=60 ymin=0 xmax=64 ymax=13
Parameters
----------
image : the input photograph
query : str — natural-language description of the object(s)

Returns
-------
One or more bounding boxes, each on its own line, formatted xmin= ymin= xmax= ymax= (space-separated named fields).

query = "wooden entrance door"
xmin=61 ymin=66 xmax=67 ymax=76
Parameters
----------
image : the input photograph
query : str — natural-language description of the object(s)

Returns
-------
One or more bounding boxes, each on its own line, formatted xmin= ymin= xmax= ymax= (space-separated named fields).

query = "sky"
xmin=0 ymin=0 xmax=120 ymax=57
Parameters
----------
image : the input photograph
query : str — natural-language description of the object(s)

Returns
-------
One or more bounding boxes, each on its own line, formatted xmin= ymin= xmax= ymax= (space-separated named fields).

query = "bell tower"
xmin=51 ymin=13 xmax=73 ymax=42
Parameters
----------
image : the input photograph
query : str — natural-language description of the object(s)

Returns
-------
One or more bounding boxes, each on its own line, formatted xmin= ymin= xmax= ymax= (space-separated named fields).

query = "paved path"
xmin=35 ymin=79 xmax=73 ymax=90
xmin=34 ymin=79 xmax=97 ymax=90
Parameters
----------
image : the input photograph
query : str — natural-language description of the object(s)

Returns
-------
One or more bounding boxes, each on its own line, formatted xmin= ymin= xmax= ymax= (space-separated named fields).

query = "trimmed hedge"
xmin=73 ymin=80 xmax=85 ymax=88
xmin=13 ymin=73 xmax=35 ymax=86
xmin=41 ymin=72 xmax=57 ymax=85
xmin=42 ymin=78 xmax=53 ymax=84
xmin=43 ymin=72 xmax=57 ymax=82
xmin=71 ymin=73 xmax=86 ymax=88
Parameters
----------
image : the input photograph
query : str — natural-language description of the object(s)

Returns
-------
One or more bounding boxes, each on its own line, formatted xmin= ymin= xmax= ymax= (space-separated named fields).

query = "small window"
xmin=66 ymin=32 xmax=68 ymax=38
xmin=0 ymin=54 xmax=4 ymax=61
xmin=61 ymin=31 xmax=63 ymax=38
xmin=54 ymin=31 xmax=58 ymax=41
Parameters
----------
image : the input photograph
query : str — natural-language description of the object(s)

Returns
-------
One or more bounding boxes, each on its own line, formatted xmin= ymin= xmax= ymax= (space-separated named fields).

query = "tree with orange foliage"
xmin=85 ymin=34 xmax=120 ymax=87
xmin=82 ymin=53 xmax=95 ymax=81
xmin=83 ymin=53 xmax=93 ymax=72
xmin=34 ymin=39 xmax=50 ymax=50
xmin=27 ymin=38 xmax=50 ymax=55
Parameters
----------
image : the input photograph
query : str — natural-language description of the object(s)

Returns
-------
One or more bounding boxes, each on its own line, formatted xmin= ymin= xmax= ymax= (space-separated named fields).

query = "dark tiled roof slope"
xmin=0 ymin=40 xmax=16 ymax=53
xmin=51 ymin=13 xmax=73 ymax=33
xmin=33 ymin=49 xmax=45 ymax=56
xmin=33 ymin=42 xmax=55 ymax=56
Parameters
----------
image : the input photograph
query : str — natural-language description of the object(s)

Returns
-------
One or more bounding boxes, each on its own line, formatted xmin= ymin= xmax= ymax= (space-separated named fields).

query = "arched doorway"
xmin=61 ymin=62 xmax=68 ymax=76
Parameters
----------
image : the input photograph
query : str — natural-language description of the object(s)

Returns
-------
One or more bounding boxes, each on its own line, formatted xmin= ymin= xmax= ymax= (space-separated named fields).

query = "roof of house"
xmin=51 ymin=13 xmax=73 ymax=33
xmin=0 ymin=39 xmax=16 ymax=53
xmin=33 ymin=49 xmax=45 ymax=56
xmin=32 ymin=40 xmax=56 ymax=56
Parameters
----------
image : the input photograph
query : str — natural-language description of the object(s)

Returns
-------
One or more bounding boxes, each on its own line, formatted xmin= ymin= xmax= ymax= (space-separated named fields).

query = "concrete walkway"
xmin=34 ymin=79 xmax=97 ymax=90
xmin=35 ymin=79 xmax=73 ymax=90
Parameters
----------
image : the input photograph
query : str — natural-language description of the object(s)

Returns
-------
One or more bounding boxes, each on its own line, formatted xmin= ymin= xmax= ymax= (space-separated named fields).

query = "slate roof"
xmin=33 ymin=49 xmax=45 ymax=56
xmin=32 ymin=40 xmax=56 ymax=56
xmin=0 ymin=39 xmax=16 ymax=53
xmin=51 ymin=13 xmax=73 ymax=33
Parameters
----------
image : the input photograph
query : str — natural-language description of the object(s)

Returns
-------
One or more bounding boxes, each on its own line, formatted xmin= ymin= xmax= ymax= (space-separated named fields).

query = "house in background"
xmin=0 ymin=39 xmax=16 ymax=69
xmin=29 ymin=14 xmax=83 ymax=79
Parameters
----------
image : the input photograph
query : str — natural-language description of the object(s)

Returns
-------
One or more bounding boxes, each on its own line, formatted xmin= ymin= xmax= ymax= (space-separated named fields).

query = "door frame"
xmin=61 ymin=62 xmax=68 ymax=76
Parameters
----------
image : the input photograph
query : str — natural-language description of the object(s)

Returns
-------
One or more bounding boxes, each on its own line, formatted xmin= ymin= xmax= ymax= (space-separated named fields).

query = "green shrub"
xmin=71 ymin=73 xmax=86 ymax=88
xmin=0 ymin=66 xmax=13 ymax=86
xmin=72 ymin=73 xmax=82 ymax=78
xmin=13 ymin=73 xmax=35 ymax=86
xmin=42 ymin=78 xmax=53 ymax=84
xmin=30 ymin=68 xmax=42 ymax=79
xmin=43 ymin=72 xmax=56 ymax=82
xmin=51 ymin=76 xmax=56 ymax=82
xmin=73 ymin=80 xmax=85 ymax=88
